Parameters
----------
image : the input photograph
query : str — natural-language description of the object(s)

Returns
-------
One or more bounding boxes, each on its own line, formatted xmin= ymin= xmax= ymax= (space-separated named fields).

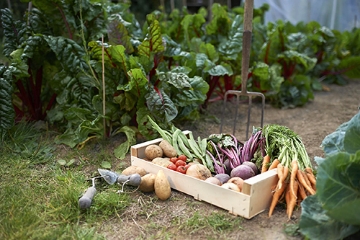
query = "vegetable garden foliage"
xmin=299 ymin=111 xmax=360 ymax=240
xmin=1 ymin=1 xmax=360 ymax=154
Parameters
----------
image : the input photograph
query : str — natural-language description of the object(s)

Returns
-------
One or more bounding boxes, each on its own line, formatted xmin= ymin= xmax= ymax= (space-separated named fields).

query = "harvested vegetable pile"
xmin=147 ymin=116 xmax=316 ymax=218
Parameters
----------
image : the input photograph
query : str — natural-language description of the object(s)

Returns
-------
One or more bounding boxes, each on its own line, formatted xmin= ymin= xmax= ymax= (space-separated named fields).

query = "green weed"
xmin=182 ymin=210 xmax=243 ymax=234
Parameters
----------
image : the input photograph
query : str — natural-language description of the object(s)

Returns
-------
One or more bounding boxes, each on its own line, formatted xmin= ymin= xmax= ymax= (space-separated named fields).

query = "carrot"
xmin=306 ymin=173 xmax=317 ymax=191
xmin=276 ymin=163 xmax=284 ymax=189
xmin=301 ymin=171 xmax=312 ymax=190
xmin=305 ymin=167 xmax=314 ymax=175
xmin=268 ymin=158 xmax=280 ymax=171
xmin=297 ymin=180 xmax=308 ymax=201
xmin=269 ymin=180 xmax=288 ymax=217
xmin=283 ymin=166 xmax=289 ymax=182
xmin=285 ymin=184 xmax=291 ymax=216
xmin=290 ymin=160 xmax=299 ymax=198
xmin=287 ymin=180 xmax=299 ymax=219
xmin=296 ymin=170 xmax=316 ymax=195
xmin=305 ymin=168 xmax=316 ymax=185
xmin=261 ymin=155 xmax=271 ymax=173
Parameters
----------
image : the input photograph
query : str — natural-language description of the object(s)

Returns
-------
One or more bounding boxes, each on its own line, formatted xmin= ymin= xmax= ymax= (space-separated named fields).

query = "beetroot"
xmin=230 ymin=165 xmax=255 ymax=180
xmin=242 ymin=161 xmax=259 ymax=175
xmin=214 ymin=173 xmax=231 ymax=184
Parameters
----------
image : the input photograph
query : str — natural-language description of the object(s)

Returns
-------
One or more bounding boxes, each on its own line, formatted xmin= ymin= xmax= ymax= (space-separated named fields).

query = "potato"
xmin=144 ymin=144 xmax=163 ymax=160
xmin=152 ymin=157 xmax=171 ymax=167
xmin=154 ymin=170 xmax=171 ymax=200
xmin=159 ymin=140 xmax=177 ymax=158
xmin=139 ymin=173 xmax=156 ymax=193
xmin=121 ymin=165 xmax=147 ymax=177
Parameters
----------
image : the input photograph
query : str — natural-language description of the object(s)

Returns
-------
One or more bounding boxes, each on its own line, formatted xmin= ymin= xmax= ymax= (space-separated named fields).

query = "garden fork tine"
xmin=220 ymin=0 xmax=265 ymax=140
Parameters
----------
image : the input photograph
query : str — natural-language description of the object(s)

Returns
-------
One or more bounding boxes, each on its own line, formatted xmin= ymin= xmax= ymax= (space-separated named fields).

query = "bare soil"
xmin=83 ymin=80 xmax=360 ymax=240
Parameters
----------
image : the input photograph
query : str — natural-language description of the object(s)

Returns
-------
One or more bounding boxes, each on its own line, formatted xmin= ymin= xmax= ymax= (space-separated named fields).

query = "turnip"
xmin=221 ymin=182 xmax=240 ymax=192
xmin=230 ymin=165 xmax=255 ymax=180
xmin=186 ymin=164 xmax=212 ymax=180
xmin=227 ymin=177 xmax=244 ymax=191
xmin=204 ymin=177 xmax=222 ymax=186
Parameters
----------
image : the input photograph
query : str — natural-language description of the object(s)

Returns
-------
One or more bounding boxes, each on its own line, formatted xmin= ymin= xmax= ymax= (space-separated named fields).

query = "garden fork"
xmin=220 ymin=0 xmax=265 ymax=140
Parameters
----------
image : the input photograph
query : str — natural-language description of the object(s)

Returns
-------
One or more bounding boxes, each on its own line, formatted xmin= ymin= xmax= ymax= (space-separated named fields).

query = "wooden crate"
xmin=130 ymin=136 xmax=278 ymax=219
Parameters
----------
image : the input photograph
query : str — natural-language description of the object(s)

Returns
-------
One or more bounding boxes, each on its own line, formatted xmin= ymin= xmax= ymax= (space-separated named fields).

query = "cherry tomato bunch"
xmin=167 ymin=155 xmax=190 ymax=174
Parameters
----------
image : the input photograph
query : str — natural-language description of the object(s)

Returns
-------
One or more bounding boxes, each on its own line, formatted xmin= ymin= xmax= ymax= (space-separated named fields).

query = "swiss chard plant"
xmin=299 ymin=111 xmax=360 ymax=239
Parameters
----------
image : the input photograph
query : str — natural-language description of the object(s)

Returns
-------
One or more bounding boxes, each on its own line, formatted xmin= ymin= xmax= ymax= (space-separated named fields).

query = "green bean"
xmin=177 ymin=135 xmax=193 ymax=159
xmin=172 ymin=129 xmax=183 ymax=156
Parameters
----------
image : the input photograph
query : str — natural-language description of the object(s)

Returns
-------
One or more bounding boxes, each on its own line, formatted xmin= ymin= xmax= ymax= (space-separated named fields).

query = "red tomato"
xmin=175 ymin=160 xmax=186 ymax=167
xmin=170 ymin=157 xmax=178 ymax=164
xmin=176 ymin=166 xmax=187 ymax=174
xmin=177 ymin=155 xmax=187 ymax=161
xmin=167 ymin=163 xmax=177 ymax=171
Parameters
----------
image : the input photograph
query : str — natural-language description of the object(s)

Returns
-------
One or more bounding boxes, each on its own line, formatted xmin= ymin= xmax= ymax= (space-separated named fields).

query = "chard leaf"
xmin=338 ymin=56 xmax=360 ymax=79
xmin=44 ymin=36 xmax=88 ymax=75
xmin=138 ymin=16 xmax=164 ymax=57
xmin=1 ymin=8 xmax=26 ymax=58
xmin=72 ymin=117 xmax=104 ymax=146
xmin=136 ymin=107 xmax=158 ymax=140
xmin=157 ymin=71 xmax=191 ymax=89
xmin=195 ymin=53 xmax=213 ymax=69
xmin=89 ymin=42 xmax=129 ymax=72
xmin=205 ymin=4 xmax=229 ymax=36
xmin=218 ymin=15 xmax=243 ymax=60
xmin=113 ymin=126 xmax=136 ymax=160
xmin=267 ymin=64 xmax=284 ymax=94
xmin=251 ymin=62 xmax=269 ymax=86
xmin=317 ymin=151 xmax=360 ymax=226
xmin=275 ymin=74 xmax=313 ymax=108
xmin=107 ymin=18 xmax=134 ymax=54
xmin=206 ymin=63 xmax=233 ymax=76
xmin=299 ymin=195 xmax=360 ymax=240
xmin=113 ymin=92 xmax=137 ymax=112
xmin=277 ymin=50 xmax=317 ymax=71
xmin=175 ymin=76 xmax=209 ymax=107
xmin=260 ymin=21 xmax=285 ymax=64
xmin=181 ymin=14 xmax=206 ymax=48
xmin=199 ymin=42 xmax=219 ymax=62
xmin=145 ymin=88 xmax=178 ymax=122
xmin=162 ymin=35 xmax=189 ymax=58
xmin=0 ymin=75 xmax=15 ymax=138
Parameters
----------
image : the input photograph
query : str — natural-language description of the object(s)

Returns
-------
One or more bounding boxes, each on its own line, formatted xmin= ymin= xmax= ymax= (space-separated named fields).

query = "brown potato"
xmin=159 ymin=140 xmax=177 ymax=158
xmin=144 ymin=144 xmax=163 ymax=160
xmin=139 ymin=173 xmax=156 ymax=193
xmin=152 ymin=157 xmax=171 ymax=168
xmin=121 ymin=165 xmax=147 ymax=177
xmin=154 ymin=170 xmax=171 ymax=200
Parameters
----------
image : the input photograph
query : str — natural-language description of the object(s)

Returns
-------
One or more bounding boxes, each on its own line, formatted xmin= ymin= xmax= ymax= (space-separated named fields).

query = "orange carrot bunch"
xmin=261 ymin=124 xmax=316 ymax=219
xmin=265 ymin=159 xmax=317 ymax=219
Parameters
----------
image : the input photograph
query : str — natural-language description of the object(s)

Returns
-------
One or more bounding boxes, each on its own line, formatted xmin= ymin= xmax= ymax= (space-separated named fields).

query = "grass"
xmin=181 ymin=211 xmax=243 ymax=234
xmin=0 ymin=122 xmax=131 ymax=240
xmin=0 ymin=121 xmax=244 ymax=239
